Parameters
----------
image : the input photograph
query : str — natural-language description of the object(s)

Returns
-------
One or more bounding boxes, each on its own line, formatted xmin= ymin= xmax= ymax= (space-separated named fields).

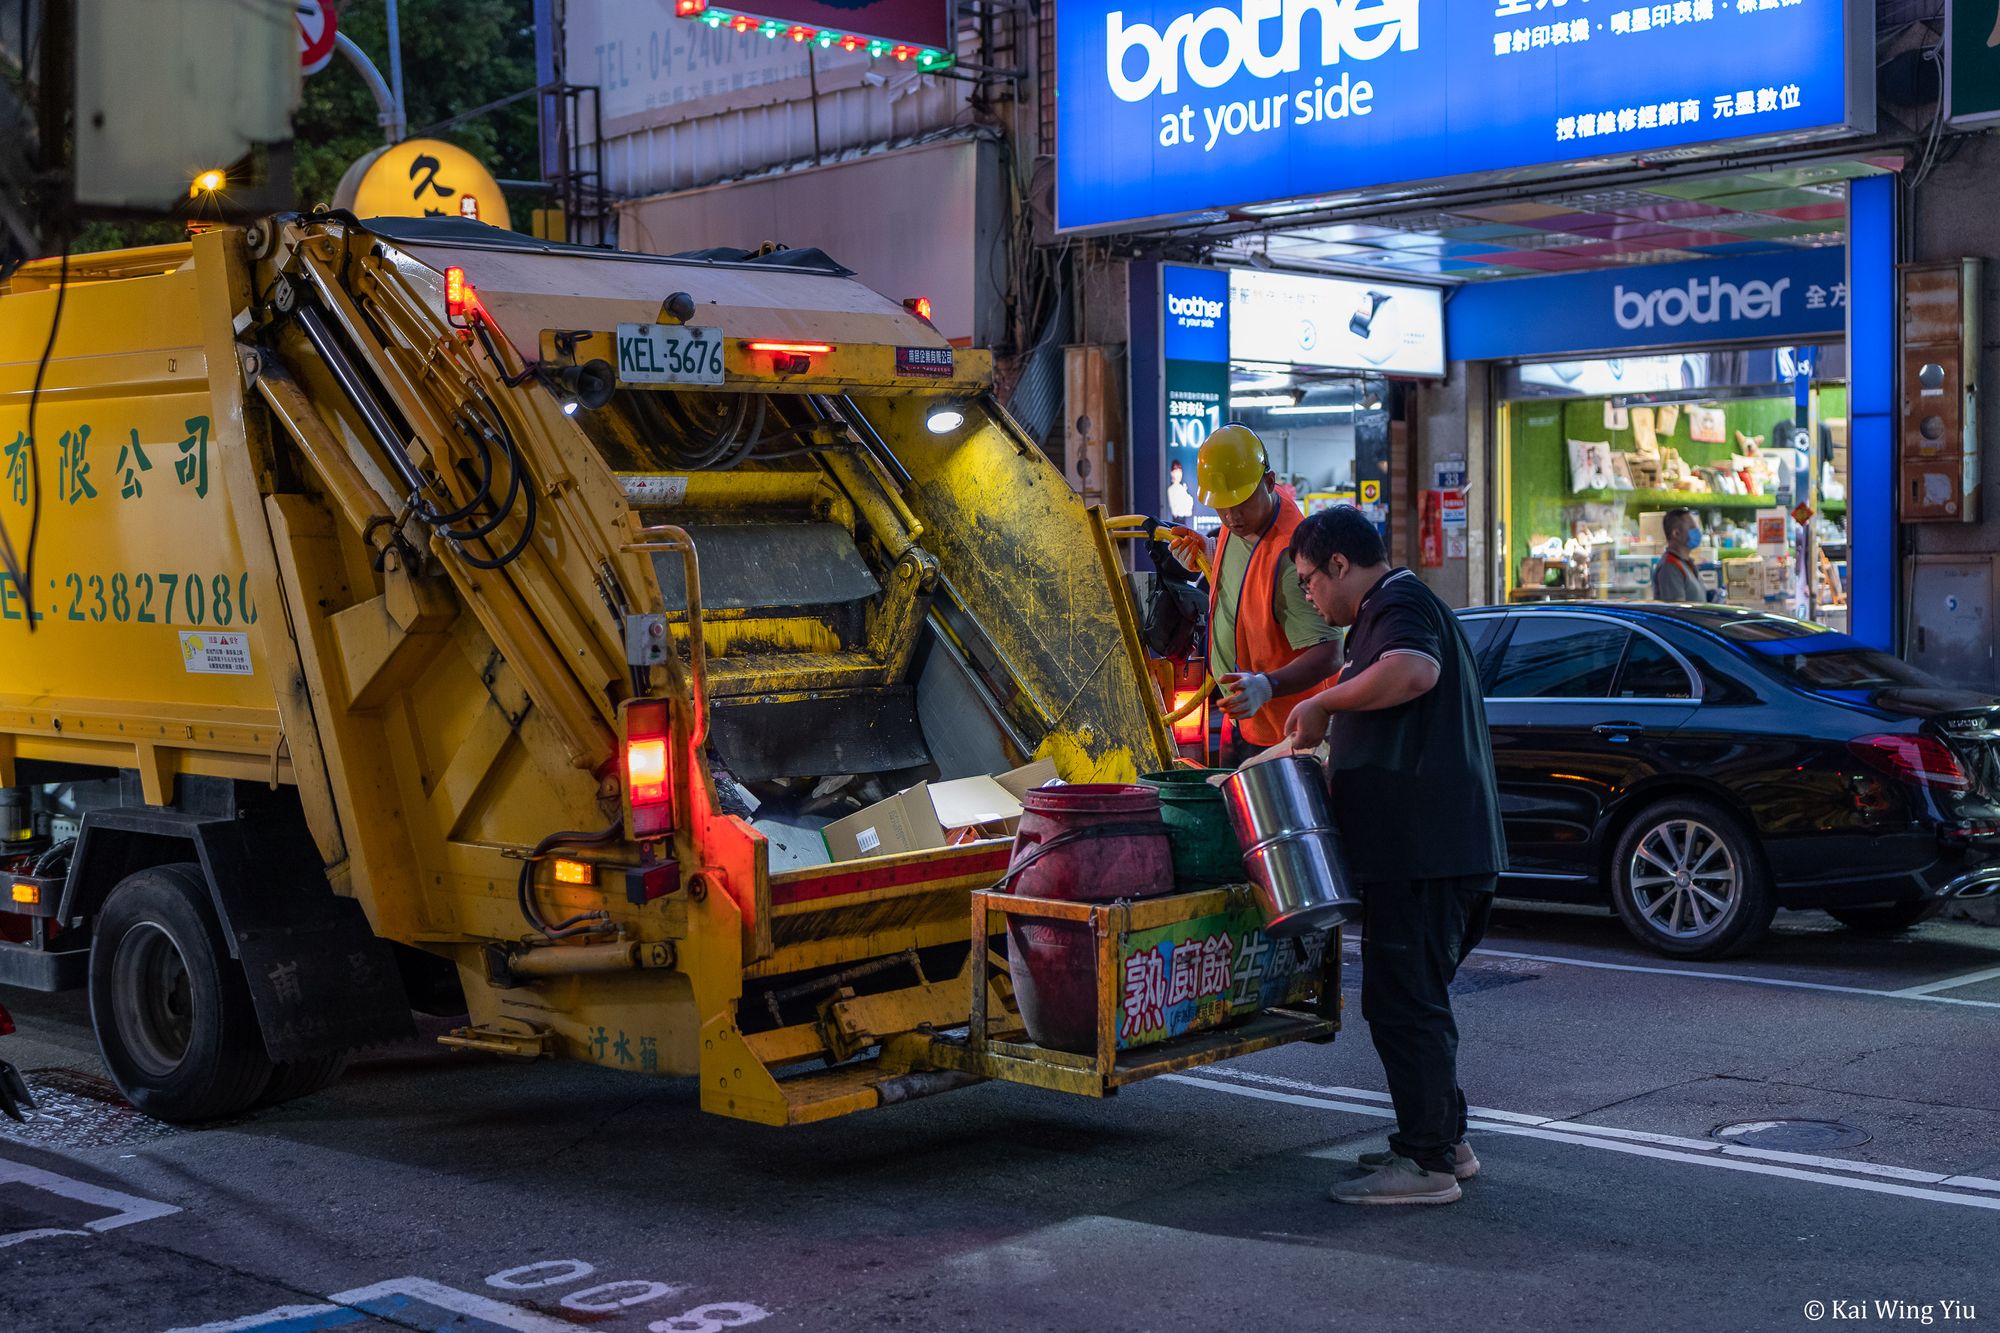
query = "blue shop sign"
xmin=1055 ymin=0 xmax=1872 ymax=232
xmin=1163 ymin=264 xmax=1231 ymax=361
xmin=1447 ymin=248 xmax=1849 ymax=360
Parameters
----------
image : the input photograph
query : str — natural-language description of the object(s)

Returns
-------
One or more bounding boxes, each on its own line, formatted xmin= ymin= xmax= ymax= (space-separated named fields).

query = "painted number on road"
xmin=166 ymin=1258 xmax=769 ymax=1333
xmin=617 ymin=325 xmax=724 ymax=386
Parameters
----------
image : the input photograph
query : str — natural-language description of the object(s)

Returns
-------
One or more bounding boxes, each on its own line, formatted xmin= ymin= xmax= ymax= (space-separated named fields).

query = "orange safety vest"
xmin=1209 ymin=494 xmax=1338 ymax=746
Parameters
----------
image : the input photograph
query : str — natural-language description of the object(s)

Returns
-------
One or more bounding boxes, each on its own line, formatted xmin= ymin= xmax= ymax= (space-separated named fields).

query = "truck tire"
xmin=88 ymin=863 xmax=274 ymax=1123
xmin=257 ymin=1054 xmax=349 ymax=1109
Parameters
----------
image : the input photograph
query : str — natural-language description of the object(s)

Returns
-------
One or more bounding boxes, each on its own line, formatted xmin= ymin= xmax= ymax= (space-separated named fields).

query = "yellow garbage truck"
xmin=0 ymin=215 xmax=1336 ymax=1125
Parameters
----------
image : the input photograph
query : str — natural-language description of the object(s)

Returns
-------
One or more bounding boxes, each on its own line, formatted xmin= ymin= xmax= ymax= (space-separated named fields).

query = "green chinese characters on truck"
xmin=1117 ymin=902 xmax=1328 ymax=1049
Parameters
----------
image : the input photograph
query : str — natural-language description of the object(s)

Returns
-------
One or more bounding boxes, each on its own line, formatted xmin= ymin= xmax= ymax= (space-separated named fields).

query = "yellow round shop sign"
xmin=334 ymin=138 xmax=512 ymax=231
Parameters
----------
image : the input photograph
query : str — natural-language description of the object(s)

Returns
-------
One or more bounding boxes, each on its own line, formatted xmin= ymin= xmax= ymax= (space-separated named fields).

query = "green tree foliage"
xmin=295 ymin=0 xmax=538 ymax=211
xmin=73 ymin=0 xmax=538 ymax=253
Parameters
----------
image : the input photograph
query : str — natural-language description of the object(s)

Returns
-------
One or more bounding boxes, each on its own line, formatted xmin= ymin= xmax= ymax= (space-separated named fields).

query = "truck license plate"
xmin=616 ymin=323 xmax=725 ymax=386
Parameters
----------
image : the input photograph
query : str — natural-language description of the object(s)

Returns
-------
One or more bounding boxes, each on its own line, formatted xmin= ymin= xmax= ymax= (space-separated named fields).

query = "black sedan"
xmin=1455 ymin=603 xmax=2000 ymax=958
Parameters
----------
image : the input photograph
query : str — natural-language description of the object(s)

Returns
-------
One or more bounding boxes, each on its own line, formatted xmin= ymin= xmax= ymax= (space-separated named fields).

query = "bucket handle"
xmin=993 ymin=821 xmax=1166 ymax=893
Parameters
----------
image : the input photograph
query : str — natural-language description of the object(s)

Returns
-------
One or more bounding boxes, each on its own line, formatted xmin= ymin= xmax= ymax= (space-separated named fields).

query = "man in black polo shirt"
xmin=1282 ymin=506 xmax=1506 ymax=1207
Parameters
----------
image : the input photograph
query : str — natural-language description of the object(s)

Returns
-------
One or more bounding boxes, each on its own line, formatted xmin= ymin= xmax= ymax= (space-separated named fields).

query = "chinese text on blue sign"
xmin=1056 ymin=0 xmax=1868 ymax=231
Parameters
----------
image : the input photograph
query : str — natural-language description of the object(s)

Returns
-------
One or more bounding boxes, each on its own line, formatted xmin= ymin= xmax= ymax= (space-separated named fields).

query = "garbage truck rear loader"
xmin=0 ymin=216 xmax=1336 ymax=1125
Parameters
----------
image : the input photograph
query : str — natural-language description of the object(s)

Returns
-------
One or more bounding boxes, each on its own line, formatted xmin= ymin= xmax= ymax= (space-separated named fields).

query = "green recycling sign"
xmin=1950 ymin=0 xmax=2000 ymax=126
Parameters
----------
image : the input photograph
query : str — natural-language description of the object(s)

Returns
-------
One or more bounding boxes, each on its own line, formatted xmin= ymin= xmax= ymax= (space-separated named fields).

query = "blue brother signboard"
xmin=1446 ymin=247 xmax=1849 ymax=360
xmin=1162 ymin=265 xmax=1232 ymax=518
xmin=1056 ymin=0 xmax=1873 ymax=232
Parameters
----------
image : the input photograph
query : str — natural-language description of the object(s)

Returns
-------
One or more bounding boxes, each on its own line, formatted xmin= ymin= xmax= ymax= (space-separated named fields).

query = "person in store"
xmin=1281 ymin=505 xmax=1506 ymax=1207
xmin=1168 ymin=425 xmax=1342 ymax=764
xmin=1166 ymin=459 xmax=1195 ymax=522
xmin=1651 ymin=507 xmax=1708 ymax=603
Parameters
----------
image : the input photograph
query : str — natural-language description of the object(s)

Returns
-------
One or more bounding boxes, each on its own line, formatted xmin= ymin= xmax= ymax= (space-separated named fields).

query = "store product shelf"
xmin=1570 ymin=489 xmax=1849 ymax=517
xmin=1572 ymin=488 xmax=1781 ymax=509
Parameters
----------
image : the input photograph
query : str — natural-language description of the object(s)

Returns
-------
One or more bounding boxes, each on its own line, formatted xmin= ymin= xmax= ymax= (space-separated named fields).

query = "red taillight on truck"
xmin=629 ymin=739 xmax=667 ymax=801
xmin=1169 ymin=688 xmax=1206 ymax=747
xmin=622 ymin=699 xmax=674 ymax=838
xmin=445 ymin=265 xmax=475 ymax=324
xmin=1848 ymin=734 xmax=1971 ymax=793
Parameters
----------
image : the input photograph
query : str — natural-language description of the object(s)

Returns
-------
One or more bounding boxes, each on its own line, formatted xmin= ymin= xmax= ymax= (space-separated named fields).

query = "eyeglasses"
xmin=1297 ymin=561 xmax=1329 ymax=596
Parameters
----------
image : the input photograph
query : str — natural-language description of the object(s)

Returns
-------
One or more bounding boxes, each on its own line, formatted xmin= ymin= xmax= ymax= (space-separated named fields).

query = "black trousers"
xmin=1359 ymin=875 xmax=1495 ymax=1174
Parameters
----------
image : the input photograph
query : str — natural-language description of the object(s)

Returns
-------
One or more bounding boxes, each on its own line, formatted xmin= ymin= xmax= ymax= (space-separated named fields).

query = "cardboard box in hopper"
xmin=822 ymin=760 xmax=1060 ymax=863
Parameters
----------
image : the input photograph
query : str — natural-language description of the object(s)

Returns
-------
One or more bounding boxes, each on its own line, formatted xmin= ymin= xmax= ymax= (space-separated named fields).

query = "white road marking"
xmin=1889 ymin=963 xmax=2000 ymax=997
xmin=166 ymin=1278 xmax=584 ymax=1333
xmin=164 ymin=1306 xmax=342 ymax=1333
xmin=1205 ymin=1067 xmax=2000 ymax=1185
xmin=164 ymin=1255 xmax=766 ymax=1333
xmin=487 ymin=1260 xmax=597 ymax=1291
xmin=332 ymin=1278 xmax=581 ymax=1332
xmin=1166 ymin=1071 xmax=2000 ymax=1210
xmin=1464 ymin=945 xmax=2000 ymax=1010
xmin=0 ymin=1157 xmax=180 ymax=1248
xmin=560 ymin=1280 xmax=685 ymax=1313
xmin=0 ymin=1227 xmax=91 ymax=1249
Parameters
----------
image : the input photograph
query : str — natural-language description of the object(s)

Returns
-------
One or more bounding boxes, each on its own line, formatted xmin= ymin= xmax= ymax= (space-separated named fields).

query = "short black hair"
xmin=1662 ymin=507 xmax=1696 ymax=539
xmin=1290 ymin=505 xmax=1386 ymax=570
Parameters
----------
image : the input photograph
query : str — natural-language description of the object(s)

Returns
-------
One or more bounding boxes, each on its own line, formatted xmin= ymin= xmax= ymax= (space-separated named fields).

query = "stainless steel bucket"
xmin=1219 ymin=756 xmax=1362 ymax=936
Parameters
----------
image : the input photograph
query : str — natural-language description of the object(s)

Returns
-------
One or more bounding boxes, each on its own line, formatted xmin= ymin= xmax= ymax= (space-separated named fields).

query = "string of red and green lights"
xmin=673 ymin=0 xmax=955 ymax=72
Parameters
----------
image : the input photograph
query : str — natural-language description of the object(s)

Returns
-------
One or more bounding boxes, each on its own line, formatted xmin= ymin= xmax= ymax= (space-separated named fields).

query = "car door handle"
xmin=1592 ymin=723 xmax=1646 ymax=741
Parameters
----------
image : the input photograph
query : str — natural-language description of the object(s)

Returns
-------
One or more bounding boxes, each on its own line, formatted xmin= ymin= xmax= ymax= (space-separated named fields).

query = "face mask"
xmin=1682 ymin=526 xmax=1703 ymax=550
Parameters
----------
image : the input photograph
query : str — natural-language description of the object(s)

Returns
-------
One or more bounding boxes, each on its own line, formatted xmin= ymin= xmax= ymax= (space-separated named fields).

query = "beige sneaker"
xmin=1329 ymin=1155 xmax=1464 ymax=1206
xmin=1356 ymin=1141 xmax=1480 ymax=1181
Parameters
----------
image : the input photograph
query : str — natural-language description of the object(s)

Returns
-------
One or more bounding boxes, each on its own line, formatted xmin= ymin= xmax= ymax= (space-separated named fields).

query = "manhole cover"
xmin=0 ymin=1068 xmax=193 ymax=1149
xmin=1713 ymin=1119 xmax=1871 ymax=1150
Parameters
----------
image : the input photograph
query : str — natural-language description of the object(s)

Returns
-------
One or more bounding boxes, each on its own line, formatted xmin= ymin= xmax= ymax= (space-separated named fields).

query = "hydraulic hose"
xmin=516 ymin=822 xmax=622 ymax=940
xmin=288 ymin=299 xmax=538 ymax=569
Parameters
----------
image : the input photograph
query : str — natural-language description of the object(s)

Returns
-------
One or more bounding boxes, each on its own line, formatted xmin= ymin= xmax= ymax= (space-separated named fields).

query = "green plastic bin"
xmin=1137 ymin=768 xmax=1247 ymax=888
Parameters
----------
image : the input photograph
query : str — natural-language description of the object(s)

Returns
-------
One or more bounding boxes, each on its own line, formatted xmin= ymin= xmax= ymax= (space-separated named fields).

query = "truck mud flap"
xmin=236 ymin=903 xmax=416 ymax=1061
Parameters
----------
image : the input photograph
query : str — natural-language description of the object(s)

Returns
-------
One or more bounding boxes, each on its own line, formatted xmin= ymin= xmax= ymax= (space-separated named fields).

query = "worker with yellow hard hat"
xmin=1170 ymin=424 xmax=1343 ymax=760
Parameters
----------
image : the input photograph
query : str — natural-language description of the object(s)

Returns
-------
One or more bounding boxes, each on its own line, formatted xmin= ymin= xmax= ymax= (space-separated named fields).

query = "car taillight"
xmin=1941 ymin=819 xmax=2000 ymax=845
xmin=622 ymin=699 xmax=674 ymax=838
xmin=1848 ymin=734 xmax=1971 ymax=793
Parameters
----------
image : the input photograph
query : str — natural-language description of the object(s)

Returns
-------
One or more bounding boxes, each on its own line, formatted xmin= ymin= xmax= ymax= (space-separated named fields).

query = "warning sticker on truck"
xmin=179 ymin=630 xmax=252 ymax=675
xmin=618 ymin=474 xmax=689 ymax=506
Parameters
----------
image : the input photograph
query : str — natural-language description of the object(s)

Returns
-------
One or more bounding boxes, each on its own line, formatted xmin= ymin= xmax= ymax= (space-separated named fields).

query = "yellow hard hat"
xmin=1195 ymin=424 xmax=1270 ymax=510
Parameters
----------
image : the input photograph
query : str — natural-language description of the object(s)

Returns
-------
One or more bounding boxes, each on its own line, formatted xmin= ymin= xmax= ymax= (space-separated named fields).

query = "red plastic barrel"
xmin=1004 ymin=784 xmax=1172 ymax=1053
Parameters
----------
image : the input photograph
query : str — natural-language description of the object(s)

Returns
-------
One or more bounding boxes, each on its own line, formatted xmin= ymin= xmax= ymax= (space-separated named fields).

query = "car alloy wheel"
xmin=1626 ymin=818 xmax=1740 ymax=941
